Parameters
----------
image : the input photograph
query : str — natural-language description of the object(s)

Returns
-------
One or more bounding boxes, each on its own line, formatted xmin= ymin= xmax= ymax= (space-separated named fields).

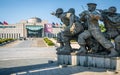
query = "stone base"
xmin=57 ymin=53 xmax=120 ymax=71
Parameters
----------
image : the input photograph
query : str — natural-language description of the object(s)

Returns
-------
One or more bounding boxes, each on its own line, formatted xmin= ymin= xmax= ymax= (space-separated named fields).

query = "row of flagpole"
xmin=51 ymin=22 xmax=63 ymax=28
xmin=0 ymin=21 xmax=8 ymax=25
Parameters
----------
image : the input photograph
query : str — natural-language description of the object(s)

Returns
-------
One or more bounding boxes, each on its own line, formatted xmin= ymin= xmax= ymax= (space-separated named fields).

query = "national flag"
xmin=0 ymin=21 xmax=3 ymax=25
xmin=56 ymin=23 xmax=59 ymax=27
xmin=3 ymin=21 xmax=8 ymax=25
xmin=59 ymin=23 xmax=63 ymax=27
xmin=60 ymin=23 xmax=62 ymax=25
xmin=52 ymin=22 xmax=55 ymax=27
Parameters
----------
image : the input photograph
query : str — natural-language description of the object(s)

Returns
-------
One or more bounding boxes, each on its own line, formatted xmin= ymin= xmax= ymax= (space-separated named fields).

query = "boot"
xmin=56 ymin=46 xmax=64 ymax=51
xmin=108 ymin=48 xmax=119 ymax=57
xmin=75 ymin=46 xmax=87 ymax=54
xmin=59 ymin=46 xmax=72 ymax=53
xmin=59 ymin=42 xmax=72 ymax=53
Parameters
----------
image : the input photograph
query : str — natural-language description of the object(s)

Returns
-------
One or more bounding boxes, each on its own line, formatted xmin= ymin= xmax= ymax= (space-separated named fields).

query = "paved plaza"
xmin=0 ymin=38 xmax=119 ymax=75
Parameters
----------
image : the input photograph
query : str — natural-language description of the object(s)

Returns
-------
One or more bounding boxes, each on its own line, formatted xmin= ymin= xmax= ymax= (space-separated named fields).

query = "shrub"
xmin=0 ymin=40 xmax=3 ymax=44
xmin=0 ymin=38 xmax=14 ymax=44
xmin=44 ymin=37 xmax=54 ymax=46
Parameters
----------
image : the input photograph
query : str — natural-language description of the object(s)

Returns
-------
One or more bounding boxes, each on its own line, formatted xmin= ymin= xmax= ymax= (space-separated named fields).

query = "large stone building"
xmin=0 ymin=17 xmax=61 ymax=39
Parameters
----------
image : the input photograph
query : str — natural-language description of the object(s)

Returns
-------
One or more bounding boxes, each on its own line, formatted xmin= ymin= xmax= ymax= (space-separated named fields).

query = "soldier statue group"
xmin=51 ymin=3 xmax=120 ymax=57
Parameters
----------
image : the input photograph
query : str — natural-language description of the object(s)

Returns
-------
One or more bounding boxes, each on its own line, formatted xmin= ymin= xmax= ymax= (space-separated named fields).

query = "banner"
xmin=44 ymin=23 xmax=53 ymax=33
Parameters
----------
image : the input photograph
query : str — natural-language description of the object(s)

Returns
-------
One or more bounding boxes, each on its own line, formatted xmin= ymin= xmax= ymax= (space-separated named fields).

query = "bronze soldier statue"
xmin=51 ymin=8 xmax=65 ymax=51
xmin=77 ymin=3 xmax=118 ymax=57
xmin=51 ymin=8 xmax=84 ymax=53
xmin=101 ymin=6 xmax=120 ymax=56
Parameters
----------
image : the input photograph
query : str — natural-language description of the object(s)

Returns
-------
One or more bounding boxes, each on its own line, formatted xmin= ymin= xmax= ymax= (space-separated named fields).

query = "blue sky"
xmin=0 ymin=0 xmax=120 ymax=24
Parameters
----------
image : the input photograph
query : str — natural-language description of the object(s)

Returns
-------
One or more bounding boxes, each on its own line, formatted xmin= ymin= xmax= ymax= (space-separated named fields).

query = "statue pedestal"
xmin=57 ymin=53 xmax=120 ymax=71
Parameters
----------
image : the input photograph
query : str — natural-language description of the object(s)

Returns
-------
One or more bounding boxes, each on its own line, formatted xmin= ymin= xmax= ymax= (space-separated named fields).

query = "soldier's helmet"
xmin=108 ymin=6 xmax=117 ymax=13
xmin=87 ymin=3 xmax=97 ymax=7
xmin=87 ymin=3 xmax=97 ymax=11
xmin=68 ymin=8 xmax=75 ymax=14
xmin=56 ymin=8 xmax=63 ymax=15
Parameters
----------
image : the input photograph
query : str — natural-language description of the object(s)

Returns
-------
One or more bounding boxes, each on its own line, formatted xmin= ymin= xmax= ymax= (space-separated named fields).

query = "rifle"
xmin=81 ymin=5 xmax=91 ymax=28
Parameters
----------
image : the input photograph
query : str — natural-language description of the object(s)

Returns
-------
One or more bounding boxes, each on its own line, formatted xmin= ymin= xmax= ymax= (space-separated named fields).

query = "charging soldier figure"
xmin=77 ymin=3 xmax=118 ymax=56
xmin=51 ymin=8 xmax=65 ymax=51
xmin=51 ymin=8 xmax=84 ymax=53
xmin=101 ymin=6 xmax=120 ymax=56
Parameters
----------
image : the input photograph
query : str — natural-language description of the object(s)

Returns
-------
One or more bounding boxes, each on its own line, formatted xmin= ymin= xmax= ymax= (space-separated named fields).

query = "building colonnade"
xmin=0 ymin=33 xmax=21 ymax=39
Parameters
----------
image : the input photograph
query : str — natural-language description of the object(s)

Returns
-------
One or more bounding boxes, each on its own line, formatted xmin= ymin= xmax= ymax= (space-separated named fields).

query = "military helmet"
xmin=56 ymin=8 xmax=63 ymax=14
xmin=108 ymin=6 xmax=117 ymax=13
xmin=68 ymin=8 xmax=75 ymax=14
xmin=87 ymin=3 xmax=97 ymax=7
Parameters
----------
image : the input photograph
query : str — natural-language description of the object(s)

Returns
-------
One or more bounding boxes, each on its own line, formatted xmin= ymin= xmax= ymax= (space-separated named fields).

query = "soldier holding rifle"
xmin=77 ymin=3 xmax=118 ymax=57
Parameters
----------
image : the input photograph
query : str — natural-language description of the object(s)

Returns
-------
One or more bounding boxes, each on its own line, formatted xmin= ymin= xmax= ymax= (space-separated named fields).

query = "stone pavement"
xmin=1 ymin=63 xmax=119 ymax=75
xmin=31 ymin=38 xmax=48 ymax=47
xmin=0 ymin=38 xmax=119 ymax=75
xmin=0 ymin=38 xmax=47 ymax=48
xmin=0 ymin=47 xmax=57 ymax=75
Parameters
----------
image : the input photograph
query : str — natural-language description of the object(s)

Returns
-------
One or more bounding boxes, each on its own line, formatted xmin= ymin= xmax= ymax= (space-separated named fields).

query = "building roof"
xmin=27 ymin=17 xmax=42 ymax=23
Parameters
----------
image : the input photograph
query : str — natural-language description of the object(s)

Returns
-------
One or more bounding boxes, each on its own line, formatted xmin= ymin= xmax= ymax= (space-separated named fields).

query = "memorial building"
xmin=0 ymin=17 xmax=47 ymax=39
xmin=0 ymin=17 xmax=61 ymax=39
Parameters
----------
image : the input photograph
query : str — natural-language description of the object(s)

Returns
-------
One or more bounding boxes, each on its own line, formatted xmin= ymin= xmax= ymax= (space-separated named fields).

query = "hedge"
xmin=0 ymin=38 xmax=14 ymax=44
xmin=44 ymin=38 xmax=55 ymax=46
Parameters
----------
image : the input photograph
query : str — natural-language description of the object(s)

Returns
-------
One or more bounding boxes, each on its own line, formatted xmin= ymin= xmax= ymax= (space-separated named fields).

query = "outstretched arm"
xmin=50 ymin=12 xmax=56 ymax=16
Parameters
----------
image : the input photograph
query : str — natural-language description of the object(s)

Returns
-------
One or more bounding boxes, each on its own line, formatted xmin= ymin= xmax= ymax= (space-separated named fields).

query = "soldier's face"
xmin=109 ymin=8 xmax=116 ymax=14
xmin=88 ymin=6 xmax=96 ymax=12
xmin=55 ymin=13 xmax=60 ymax=18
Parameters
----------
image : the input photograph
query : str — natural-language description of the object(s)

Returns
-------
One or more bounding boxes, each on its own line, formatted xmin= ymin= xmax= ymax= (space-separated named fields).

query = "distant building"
xmin=0 ymin=17 xmax=61 ymax=39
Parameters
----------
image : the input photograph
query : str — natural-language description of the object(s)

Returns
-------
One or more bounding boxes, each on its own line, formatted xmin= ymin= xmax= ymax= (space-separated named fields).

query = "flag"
xmin=52 ymin=22 xmax=55 ymax=27
xmin=60 ymin=23 xmax=62 ymax=25
xmin=3 ymin=21 xmax=8 ymax=25
xmin=59 ymin=23 xmax=63 ymax=27
xmin=56 ymin=23 xmax=58 ymax=27
xmin=0 ymin=21 xmax=3 ymax=25
xmin=44 ymin=23 xmax=53 ymax=33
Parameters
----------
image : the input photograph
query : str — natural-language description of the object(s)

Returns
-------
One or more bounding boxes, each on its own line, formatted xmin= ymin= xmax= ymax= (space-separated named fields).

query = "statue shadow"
xmin=0 ymin=61 xmax=110 ymax=75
